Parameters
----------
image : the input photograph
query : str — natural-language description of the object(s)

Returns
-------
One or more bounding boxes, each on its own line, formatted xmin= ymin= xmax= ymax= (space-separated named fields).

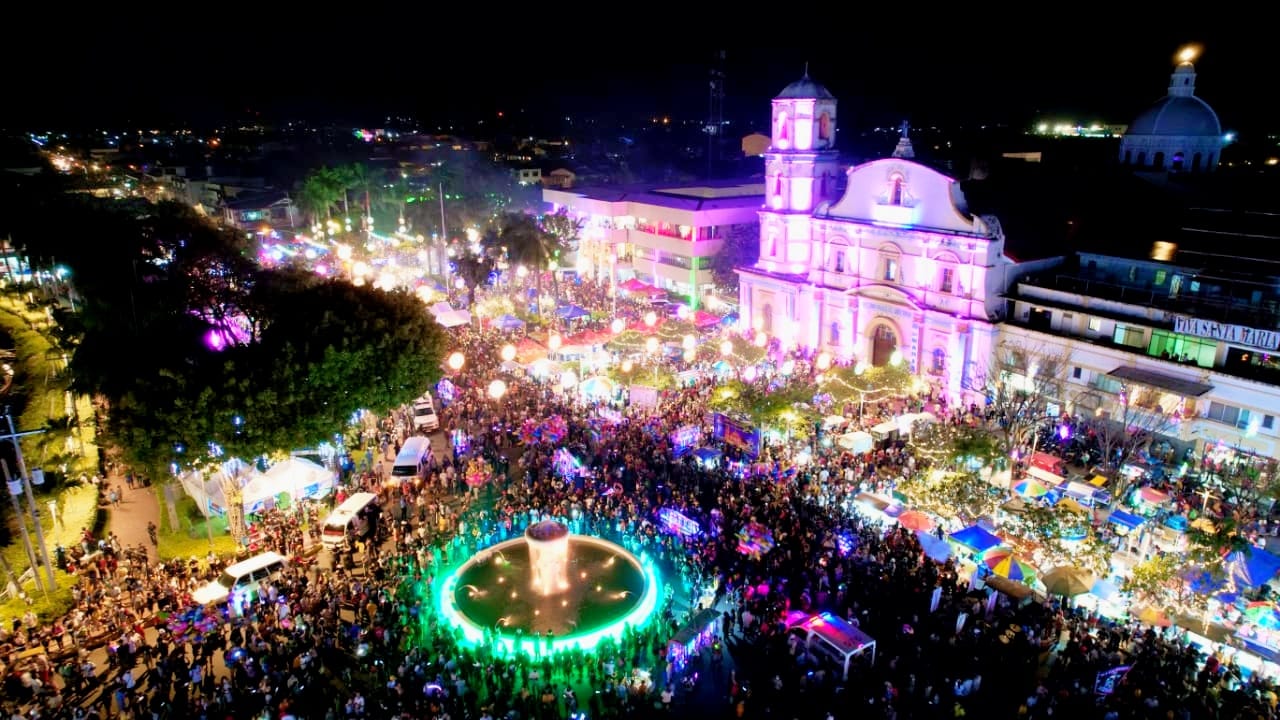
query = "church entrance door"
xmin=871 ymin=325 xmax=897 ymax=367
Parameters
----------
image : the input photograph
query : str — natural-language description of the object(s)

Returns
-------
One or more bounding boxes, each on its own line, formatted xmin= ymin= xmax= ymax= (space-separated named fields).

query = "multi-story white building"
xmin=543 ymin=182 xmax=761 ymax=308
xmin=735 ymin=73 xmax=1058 ymax=403
xmin=1002 ymin=245 xmax=1280 ymax=465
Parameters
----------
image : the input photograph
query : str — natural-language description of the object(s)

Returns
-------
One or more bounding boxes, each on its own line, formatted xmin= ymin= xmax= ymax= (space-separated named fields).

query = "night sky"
xmin=3 ymin=26 xmax=1265 ymax=135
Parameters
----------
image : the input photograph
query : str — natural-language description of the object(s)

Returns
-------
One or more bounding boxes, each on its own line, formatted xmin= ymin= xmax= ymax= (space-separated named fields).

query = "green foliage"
xmin=104 ymin=275 xmax=448 ymax=472
xmin=709 ymin=223 xmax=758 ymax=293
xmin=709 ymin=378 xmax=819 ymax=432
xmin=823 ymin=362 xmax=913 ymax=404
xmin=153 ymin=486 xmax=238 ymax=561
xmin=897 ymin=470 xmax=996 ymax=522
xmin=1122 ymin=554 xmax=1184 ymax=608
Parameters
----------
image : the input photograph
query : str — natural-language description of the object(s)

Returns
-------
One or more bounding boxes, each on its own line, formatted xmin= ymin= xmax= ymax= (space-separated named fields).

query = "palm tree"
xmin=299 ymin=166 xmax=346 ymax=224
xmin=454 ymin=251 xmax=495 ymax=311
xmin=344 ymin=163 xmax=376 ymax=228
xmin=500 ymin=212 xmax=566 ymax=313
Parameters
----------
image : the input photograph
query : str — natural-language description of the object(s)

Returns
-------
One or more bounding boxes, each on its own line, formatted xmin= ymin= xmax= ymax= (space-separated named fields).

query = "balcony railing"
xmin=1023 ymin=274 xmax=1280 ymax=329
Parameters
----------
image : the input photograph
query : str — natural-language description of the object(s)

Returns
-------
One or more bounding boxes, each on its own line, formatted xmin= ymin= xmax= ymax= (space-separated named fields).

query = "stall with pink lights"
xmin=784 ymin=611 xmax=876 ymax=680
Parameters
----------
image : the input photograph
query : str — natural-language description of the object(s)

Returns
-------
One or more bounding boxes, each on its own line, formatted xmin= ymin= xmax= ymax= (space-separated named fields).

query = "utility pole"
xmin=3 ymin=460 xmax=45 ymax=596
xmin=4 ymin=412 xmax=54 ymax=588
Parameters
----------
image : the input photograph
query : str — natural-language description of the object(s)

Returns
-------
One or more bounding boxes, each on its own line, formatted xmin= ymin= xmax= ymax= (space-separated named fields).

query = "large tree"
xmin=976 ymin=340 xmax=1072 ymax=457
xmin=1082 ymin=386 xmax=1180 ymax=501
xmin=500 ymin=212 xmax=566 ymax=310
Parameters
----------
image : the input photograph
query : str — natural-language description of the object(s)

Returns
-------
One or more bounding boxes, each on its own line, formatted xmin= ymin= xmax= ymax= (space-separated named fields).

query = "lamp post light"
xmin=645 ymin=336 xmax=660 ymax=384
xmin=487 ymin=379 xmax=508 ymax=401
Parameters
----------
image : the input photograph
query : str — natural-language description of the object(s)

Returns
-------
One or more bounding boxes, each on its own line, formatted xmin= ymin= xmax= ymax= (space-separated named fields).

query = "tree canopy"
xmin=0 ymin=177 xmax=447 ymax=472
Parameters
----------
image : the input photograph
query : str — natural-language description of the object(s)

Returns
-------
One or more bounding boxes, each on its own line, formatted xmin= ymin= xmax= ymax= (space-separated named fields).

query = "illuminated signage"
xmin=1173 ymin=316 xmax=1280 ymax=351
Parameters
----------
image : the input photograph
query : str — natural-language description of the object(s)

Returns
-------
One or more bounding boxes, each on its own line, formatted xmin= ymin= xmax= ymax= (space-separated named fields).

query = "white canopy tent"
xmin=837 ymin=431 xmax=874 ymax=453
xmin=178 ymin=458 xmax=261 ymax=517
xmin=241 ymin=457 xmax=336 ymax=513
xmin=435 ymin=309 xmax=472 ymax=328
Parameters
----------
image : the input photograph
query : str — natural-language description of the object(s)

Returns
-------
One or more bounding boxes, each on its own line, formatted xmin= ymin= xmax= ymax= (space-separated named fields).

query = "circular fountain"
xmin=439 ymin=520 xmax=660 ymax=656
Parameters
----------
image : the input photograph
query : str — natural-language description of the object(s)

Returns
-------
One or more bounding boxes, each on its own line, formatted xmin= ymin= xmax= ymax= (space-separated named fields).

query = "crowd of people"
xmin=5 ymin=282 xmax=1280 ymax=718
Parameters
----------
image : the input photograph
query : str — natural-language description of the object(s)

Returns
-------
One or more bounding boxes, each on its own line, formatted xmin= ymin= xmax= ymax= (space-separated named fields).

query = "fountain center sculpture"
xmin=526 ymin=520 xmax=571 ymax=596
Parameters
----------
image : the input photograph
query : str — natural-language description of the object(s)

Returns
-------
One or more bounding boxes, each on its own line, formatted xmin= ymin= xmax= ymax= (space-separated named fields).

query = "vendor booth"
xmin=785 ymin=611 xmax=876 ymax=679
xmin=836 ymin=431 xmax=874 ymax=454
xmin=949 ymin=525 xmax=1004 ymax=555
xmin=667 ymin=608 xmax=721 ymax=671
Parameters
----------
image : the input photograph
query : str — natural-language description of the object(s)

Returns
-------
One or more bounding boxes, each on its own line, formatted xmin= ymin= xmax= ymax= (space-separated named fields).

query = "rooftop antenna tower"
xmin=707 ymin=50 xmax=726 ymax=180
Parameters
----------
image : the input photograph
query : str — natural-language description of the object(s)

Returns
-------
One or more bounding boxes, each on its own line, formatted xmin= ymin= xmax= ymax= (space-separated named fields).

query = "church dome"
xmin=776 ymin=74 xmax=834 ymax=100
xmin=1127 ymin=95 xmax=1221 ymax=137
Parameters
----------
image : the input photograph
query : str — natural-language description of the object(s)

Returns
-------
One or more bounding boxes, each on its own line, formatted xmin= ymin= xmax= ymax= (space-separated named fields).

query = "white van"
xmin=321 ymin=492 xmax=379 ymax=550
xmin=391 ymin=436 xmax=431 ymax=482
xmin=191 ymin=551 xmax=288 ymax=612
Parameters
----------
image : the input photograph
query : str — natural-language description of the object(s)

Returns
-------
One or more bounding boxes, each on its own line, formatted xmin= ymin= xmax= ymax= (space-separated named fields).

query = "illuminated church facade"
xmin=736 ymin=74 xmax=1053 ymax=402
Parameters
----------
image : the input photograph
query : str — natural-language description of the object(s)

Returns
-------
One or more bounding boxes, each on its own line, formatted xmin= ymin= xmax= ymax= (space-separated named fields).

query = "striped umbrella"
xmin=980 ymin=546 xmax=1037 ymax=581
xmin=1013 ymin=478 xmax=1050 ymax=499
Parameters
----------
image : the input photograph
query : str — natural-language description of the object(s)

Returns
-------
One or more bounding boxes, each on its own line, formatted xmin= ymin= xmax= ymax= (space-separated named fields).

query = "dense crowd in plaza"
xmin=4 ymin=281 xmax=1280 ymax=720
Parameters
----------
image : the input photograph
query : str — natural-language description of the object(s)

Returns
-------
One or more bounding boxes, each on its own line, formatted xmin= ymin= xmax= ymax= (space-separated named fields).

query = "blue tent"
xmin=1108 ymin=510 xmax=1146 ymax=531
xmin=555 ymin=304 xmax=590 ymax=320
xmin=493 ymin=314 xmax=525 ymax=330
xmin=948 ymin=525 xmax=1003 ymax=554
xmin=1227 ymin=549 xmax=1280 ymax=588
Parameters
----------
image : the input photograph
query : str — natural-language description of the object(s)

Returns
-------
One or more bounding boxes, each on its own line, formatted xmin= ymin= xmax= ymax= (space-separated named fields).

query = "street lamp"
xmin=500 ymin=344 xmax=517 ymax=363
xmin=448 ymin=352 xmax=466 ymax=371
xmin=548 ymin=333 xmax=562 ymax=352
xmin=610 ymin=318 xmax=625 ymax=334
xmin=644 ymin=311 xmax=657 ymax=328
xmin=487 ymin=379 xmax=508 ymax=400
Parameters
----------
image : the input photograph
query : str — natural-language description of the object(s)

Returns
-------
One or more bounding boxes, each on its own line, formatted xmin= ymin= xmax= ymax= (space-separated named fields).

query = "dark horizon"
xmin=4 ymin=30 xmax=1266 ymax=138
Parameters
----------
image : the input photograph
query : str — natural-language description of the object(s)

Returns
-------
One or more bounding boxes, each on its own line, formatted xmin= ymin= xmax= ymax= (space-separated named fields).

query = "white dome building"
xmin=1119 ymin=50 xmax=1223 ymax=173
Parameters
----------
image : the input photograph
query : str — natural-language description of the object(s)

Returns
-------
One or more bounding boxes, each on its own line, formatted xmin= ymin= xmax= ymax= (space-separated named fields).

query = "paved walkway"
xmin=105 ymin=477 xmax=160 ymax=562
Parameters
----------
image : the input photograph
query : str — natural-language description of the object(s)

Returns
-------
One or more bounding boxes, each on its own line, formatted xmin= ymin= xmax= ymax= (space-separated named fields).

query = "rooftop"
xmin=552 ymin=180 xmax=764 ymax=212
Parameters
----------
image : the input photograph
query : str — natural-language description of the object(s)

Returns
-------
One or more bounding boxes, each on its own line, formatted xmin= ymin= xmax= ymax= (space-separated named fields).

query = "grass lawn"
xmin=0 ymin=483 xmax=102 ymax=624
xmin=0 ymin=293 xmax=97 ymax=479
xmin=153 ymin=487 xmax=237 ymax=561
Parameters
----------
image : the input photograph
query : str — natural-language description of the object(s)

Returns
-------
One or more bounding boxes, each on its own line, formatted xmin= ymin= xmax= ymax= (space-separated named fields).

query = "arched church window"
xmin=1206 ymin=152 xmax=1214 ymax=168
xmin=777 ymin=111 xmax=789 ymax=143
xmin=889 ymin=176 xmax=904 ymax=206
xmin=930 ymin=348 xmax=946 ymax=375
xmin=1153 ymin=152 xmax=1165 ymax=170
xmin=829 ymin=321 xmax=840 ymax=345
xmin=819 ymin=175 xmax=827 ymax=199
xmin=1192 ymin=153 xmax=1202 ymax=172
xmin=768 ymin=234 xmax=778 ymax=257
xmin=774 ymin=177 xmax=783 ymax=199
xmin=761 ymin=304 xmax=773 ymax=334
xmin=1171 ymin=152 xmax=1184 ymax=171
xmin=1137 ymin=152 xmax=1146 ymax=166
xmin=818 ymin=112 xmax=831 ymax=142
xmin=1124 ymin=150 xmax=1132 ymax=165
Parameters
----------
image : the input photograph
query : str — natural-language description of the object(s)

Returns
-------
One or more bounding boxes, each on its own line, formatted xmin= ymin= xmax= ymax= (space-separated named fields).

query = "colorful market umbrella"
xmin=1245 ymin=601 xmax=1280 ymax=629
xmin=1013 ymin=478 xmax=1050 ymax=499
xmin=1039 ymin=566 xmax=1094 ymax=597
xmin=897 ymin=510 xmax=935 ymax=532
xmin=1135 ymin=606 xmax=1172 ymax=628
xmin=980 ymin=546 xmax=1037 ymax=581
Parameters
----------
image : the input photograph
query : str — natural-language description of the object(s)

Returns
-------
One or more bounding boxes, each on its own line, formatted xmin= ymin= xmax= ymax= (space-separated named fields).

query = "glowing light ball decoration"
xmin=645 ymin=337 xmax=660 ymax=354
xmin=560 ymin=370 xmax=579 ymax=391
xmin=743 ymin=366 xmax=758 ymax=382
xmin=621 ymin=359 xmax=634 ymax=373
xmin=610 ymin=318 xmax=625 ymax=334
xmin=720 ymin=340 xmax=733 ymax=357
xmin=816 ymin=352 xmax=832 ymax=371
xmin=548 ymin=334 xmax=563 ymax=352
xmin=487 ymin=379 xmax=508 ymax=400
xmin=681 ymin=335 xmax=696 ymax=351
xmin=436 ymin=522 xmax=661 ymax=658
xmin=754 ymin=332 xmax=769 ymax=348
xmin=682 ymin=349 xmax=696 ymax=363
xmin=500 ymin=344 xmax=517 ymax=363
xmin=447 ymin=352 xmax=466 ymax=371
xmin=644 ymin=311 xmax=657 ymax=328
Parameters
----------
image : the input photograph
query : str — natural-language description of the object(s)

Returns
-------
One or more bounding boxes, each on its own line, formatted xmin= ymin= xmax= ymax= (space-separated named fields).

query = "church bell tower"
xmin=759 ymin=69 xmax=841 ymax=268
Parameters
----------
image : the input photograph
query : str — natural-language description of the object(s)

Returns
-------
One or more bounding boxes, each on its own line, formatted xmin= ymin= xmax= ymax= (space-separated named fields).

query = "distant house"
xmin=741 ymin=133 xmax=769 ymax=158
xmin=220 ymin=190 xmax=297 ymax=230
xmin=542 ymin=168 xmax=576 ymax=189
xmin=513 ymin=167 xmax=542 ymax=185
